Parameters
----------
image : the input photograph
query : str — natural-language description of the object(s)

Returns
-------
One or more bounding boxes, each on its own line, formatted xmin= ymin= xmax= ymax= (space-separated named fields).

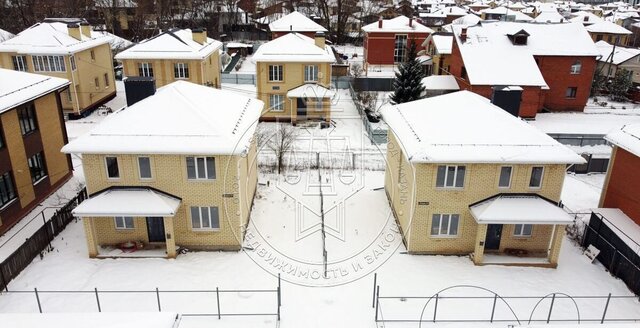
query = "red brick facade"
xmin=602 ymin=147 xmax=640 ymax=225
xmin=535 ymin=55 xmax=596 ymax=112
xmin=364 ymin=31 xmax=430 ymax=65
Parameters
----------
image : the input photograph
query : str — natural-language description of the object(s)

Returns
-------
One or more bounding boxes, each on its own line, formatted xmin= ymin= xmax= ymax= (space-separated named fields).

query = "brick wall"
xmin=601 ymin=146 xmax=640 ymax=225
xmin=536 ymin=55 xmax=595 ymax=112
xmin=364 ymin=31 xmax=430 ymax=66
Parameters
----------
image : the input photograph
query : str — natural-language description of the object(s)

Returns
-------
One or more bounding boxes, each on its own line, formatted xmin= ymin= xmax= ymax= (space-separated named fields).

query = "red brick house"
xmin=449 ymin=22 xmax=598 ymax=118
xmin=362 ymin=15 xmax=434 ymax=68
xmin=600 ymin=124 xmax=640 ymax=225
xmin=268 ymin=11 xmax=327 ymax=39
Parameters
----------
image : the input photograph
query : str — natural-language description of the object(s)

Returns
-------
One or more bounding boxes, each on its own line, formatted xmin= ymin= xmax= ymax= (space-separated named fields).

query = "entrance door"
xmin=484 ymin=224 xmax=503 ymax=250
xmin=297 ymin=98 xmax=307 ymax=118
xmin=146 ymin=217 xmax=166 ymax=243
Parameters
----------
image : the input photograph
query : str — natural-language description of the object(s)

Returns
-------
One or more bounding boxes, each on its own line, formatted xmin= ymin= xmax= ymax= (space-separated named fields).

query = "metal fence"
xmin=352 ymin=77 xmax=395 ymax=92
xmin=371 ymin=274 xmax=640 ymax=324
xmin=348 ymin=84 xmax=388 ymax=144
xmin=581 ymin=212 xmax=640 ymax=295
xmin=256 ymin=150 xmax=386 ymax=173
xmin=221 ymin=73 xmax=256 ymax=85
xmin=0 ymin=275 xmax=282 ymax=320
xmin=547 ymin=134 xmax=609 ymax=147
xmin=0 ymin=188 xmax=87 ymax=291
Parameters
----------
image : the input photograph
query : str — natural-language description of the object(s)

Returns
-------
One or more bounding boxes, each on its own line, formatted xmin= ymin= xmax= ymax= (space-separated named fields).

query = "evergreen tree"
xmin=390 ymin=40 xmax=425 ymax=104
xmin=590 ymin=69 xmax=606 ymax=97
xmin=608 ymin=68 xmax=633 ymax=101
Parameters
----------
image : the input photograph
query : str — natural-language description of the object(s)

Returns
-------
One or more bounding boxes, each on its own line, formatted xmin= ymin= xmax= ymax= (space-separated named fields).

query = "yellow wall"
xmin=120 ymin=51 xmax=221 ymax=88
xmin=589 ymin=32 xmax=630 ymax=46
xmin=0 ymin=43 xmax=115 ymax=115
xmin=385 ymin=130 xmax=567 ymax=255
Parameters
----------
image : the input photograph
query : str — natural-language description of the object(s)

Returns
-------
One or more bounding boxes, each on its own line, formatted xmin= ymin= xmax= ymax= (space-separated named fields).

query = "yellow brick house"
xmin=115 ymin=28 xmax=222 ymax=88
xmin=253 ymin=32 xmax=335 ymax=124
xmin=381 ymin=91 xmax=585 ymax=267
xmin=62 ymin=81 xmax=263 ymax=258
xmin=0 ymin=19 xmax=116 ymax=117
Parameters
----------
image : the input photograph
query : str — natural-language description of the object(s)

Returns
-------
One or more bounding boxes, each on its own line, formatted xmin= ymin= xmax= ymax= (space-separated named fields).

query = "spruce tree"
xmin=609 ymin=68 xmax=633 ymax=101
xmin=390 ymin=40 xmax=425 ymax=104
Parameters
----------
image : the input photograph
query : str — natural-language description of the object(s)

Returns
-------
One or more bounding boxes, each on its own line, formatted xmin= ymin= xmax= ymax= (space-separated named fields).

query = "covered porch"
xmin=72 ymin=187 xmax=181 ymax=259
xmin=469 ymin=194 xmax=573 ymax=268
xmin=287 ymin=83 xmax=334 ymax=125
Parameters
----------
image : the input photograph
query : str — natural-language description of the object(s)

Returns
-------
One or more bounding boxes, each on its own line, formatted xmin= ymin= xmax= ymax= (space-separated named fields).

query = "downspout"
xmin=69 ymin=52 xmax=80 ymax=114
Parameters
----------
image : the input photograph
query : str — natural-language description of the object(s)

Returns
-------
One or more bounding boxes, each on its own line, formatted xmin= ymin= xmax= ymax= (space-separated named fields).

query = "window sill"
xmin=22 ymin=130 xmax=38 ymax=137
xmin=435 ymin=187 xmax=464 ymax=191
xmin=0 ymin=198 xmax=18 ymax=212
xmin=512 ymin=235 xmax=532 ymax=239
xmin=192 ymin=228 xmax=220 ymax=232
xmin=33 ymin=175 xmax=48 ymax=186
xmin=187 ymin=178 xmax=217 ymax=182
xmin=430 ymin=235 xmax=460 ymax=239
xmin=115 ymin=228 xmax=136 ymax=231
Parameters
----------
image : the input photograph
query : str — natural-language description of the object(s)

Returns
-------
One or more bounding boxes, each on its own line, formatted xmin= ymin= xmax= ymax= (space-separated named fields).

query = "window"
xmin=70 ymin=55 xmax=76 ymax=71
xmin=269 ymin=94 xmax=284 ymax=111
xmin=190 ymin=206 xmax=220 ymax=230
xmin=186 ymin=156 xmax=215 ymax=180
xmin=268 ymin=65 xmax=283 ymax=81
xmin=27 ymin=152 xmax=46 ymax=183
xmin=529 ymin=166 xmax=544 ymax=188
xmin=104 ymin=73 xmax=110 ymax=87
xmin=430 ymin=214 xmax=459 ymax=237
xmin=138 ymin=62 xmax=153 ymax=77
xmin=18 ymin=103 xmax=37 ymax=135
xmin=138 ymin=157 xmax=152 ymax=179
xmin=90 ymin=50 xmax=95 ymax=61
xmin=596 ymin=35 xmax=603 ymax=42
xmin=514 ymin=224 xmax=533 ymax=237
xmin=114 ymin=216 xmax=134 ymax=229
xmin=565 ymin=87 xmax=577 ymax=99
xmin=94 ymin=77 xmax=100 ymax=89
xmin=436 ymin=165 xmax=465 ymax=188
xmin=105 ymin=156 xmax=120 ymax=179
xmin=304 ymin=65 xmax=318 ymax=82
xmin=498 ymin=166 xmax=512 ymax=188
xmin=394 ymin=34 xmax=408 ymax=63
xmin=32 ymin=55 xmax=66 ymax=72
xmin=12 ymin=55 xmax=27 ymax=71
xmin=174 ymin=63 xmax=189 ymax=79
xmin=570 ymin=60 xmax=581 ymax=74
xmin=0 ymin=172 xmax=16 ymax=208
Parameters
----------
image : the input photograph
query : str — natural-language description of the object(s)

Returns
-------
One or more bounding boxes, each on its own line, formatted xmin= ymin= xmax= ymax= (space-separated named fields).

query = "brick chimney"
xmin=192 ymin=28 xmax=207 ymax=45
xmin=67 ymin=23 xmax=81 ymax=40
xmin=409 ymin=16 xmax=413 ymax=27
xmin=80 ymin=22 xmax=91 ymax=38
xmin=460 ymin=27 xmax=467 ymax=43
xmin=315 ymin=31 xmax=325 ymax=50
xmin=378 ymin=16 xmax=383 ymax=29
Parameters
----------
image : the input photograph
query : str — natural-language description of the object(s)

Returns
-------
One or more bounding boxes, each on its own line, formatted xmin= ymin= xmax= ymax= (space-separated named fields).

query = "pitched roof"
xmin=569 ymin=11 xmax=604 ymax=25
xmin=362 ymin=15 xmax=435 ymax=33
xmin=595 ymin=40 xmax=640 ymax=65
xmin=533 ymin=11 xmax=566 ymax=23
xmin=431 ymin=34 xmax=453 ymax=54
xmin=605 ymin=124 xmax=640 ymax=158
xmin=72 ymin=187 xmax=181 ymax=217
xmin=0 ymin=28 xmax=14 ymax=42
xmin=470 ymin=194 xmax=573 ymax=224
xmin=480 ymin=7 xmax=534 ymax=21
xmin=0 ymin=22 xmax=111 ymax=55
xmin=0 ymin=68 xmax=70 ymax=114
xmin=252 ymin=32 xmax=335 ymax=63
xmin=61 ymin=81 xmax=264 ymax=155
xmin=268 ymin=11 xmax=328 ymax=33
xmin=585 ymin=20 xmax=632 ymax=34
xmin=114 ymin=29 xmax=222 ymax=60
xmin=381 ymin=91 xmax=585 ymax=164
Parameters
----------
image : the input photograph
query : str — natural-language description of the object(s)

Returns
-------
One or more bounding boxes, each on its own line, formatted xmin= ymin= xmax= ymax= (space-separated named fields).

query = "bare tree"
xmin=262 ymin=123 xmax=298 ymax=174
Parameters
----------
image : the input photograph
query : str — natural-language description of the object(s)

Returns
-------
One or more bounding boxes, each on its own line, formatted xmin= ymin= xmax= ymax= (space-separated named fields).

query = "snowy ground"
xmin=561 ymin=173 xmax=607 ymax=213
xmin=585 ymin=96 xmax=640 ymax=115
xmin=229 ymin=55 xmax=256 ymax=74
xmin=530 ymin=112 xmax=640 ymax=135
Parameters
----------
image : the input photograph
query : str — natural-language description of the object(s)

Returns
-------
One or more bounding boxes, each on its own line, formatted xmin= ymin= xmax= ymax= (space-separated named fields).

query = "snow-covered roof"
xmin=0 ymin=22 xmax=111 ymax=55
xmin=480 ymin=7 xmax=534 ymax=21
xmin=61 ymin=81 xmax=264 ymax=155
xmin=605 ymin=123 xmax=640 ymax=158
xmin=268 ymin=11 xmax=328 ymax=33
xmin=0 ymin=28 xmax=14 ymax=42
xmin=0 ymin=68 xmax=70 ymax=114
xmin=431 ymin=6 xmax=469 ymax=16
xmin=114 ymin=29 xmax=222 ymax=60
xmin=533 ymin=11 xmax=566 ymax=23
xmin=287 ymin=83 xmax=335 ymax=98
xmin=592 ymin=208 xmax=640 ymax=256
xmin=226 ymin=42 xmax=252 ymax=48
xmin=569 ymin=11 xmax=604 ymax=25
xmin=252 ymin=32 xmax=335 ymax=63
xmin=73 ymin=187 xmax=181 ymax=217
xmin=595 ymin=40 xmax=640 ymax=65
xmin=585 ymin=21 xmax=632 ymax=34
xmin=93 ymin=30 xmax=133 ymax=51
xmin=432 ymin=34 xmax=453 ymax=54
xmin=362 ymin=15 xmax=435 ymax=33
xmin=381 ymin=91 xmax=586 ymax=164
xmin=421 ymin=75 xmax=459 ymax=90
xmin=470 ymin=194 xmax=573 ymax=224
xmin=451 ymin=13 xmax=482 ymax=27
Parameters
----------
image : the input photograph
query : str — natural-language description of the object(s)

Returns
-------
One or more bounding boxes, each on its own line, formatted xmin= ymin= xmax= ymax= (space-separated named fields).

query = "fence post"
xmin=490 ymin=293 xmax=497 ymax=323
xmin=277 ymin=286 xmax=281 ymax=321
xmin=95 ymin=288 xmax=101 ymax=312
xmin=546 ymin=293 xmax=556 ymax=323
xmin=433 ymin=293 xmax=439 ymax=323
xmin=34 ymin=288 xmax=42 ymax=313
xmin=374 ymin=285 xmax=380 ymax=322
xmin=216 ymin=287 xmax=221 ymax=319
xmin=601 ymin=293 xmax=611 ymax=324
xmin=372 ymin=273 xmax=377 ymax=308
xmin=155 ymin=287 xmax=161 ymax=312
xmin=278 ymin=273 xmax=281 ymax=306
xmin=609 ymin=250 xmax=618 ymax=274
xmin=0 ymin=265 xmax=7 ymax=292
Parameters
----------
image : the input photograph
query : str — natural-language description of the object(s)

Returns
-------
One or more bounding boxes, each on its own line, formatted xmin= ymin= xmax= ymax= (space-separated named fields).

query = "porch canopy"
xmin=287 ymin=84 xmax=335 ymax=99
xmin=73 ymin=187 xmax=181 ymax=217
xmin=469 ymin=194 xmax=573 ymax=225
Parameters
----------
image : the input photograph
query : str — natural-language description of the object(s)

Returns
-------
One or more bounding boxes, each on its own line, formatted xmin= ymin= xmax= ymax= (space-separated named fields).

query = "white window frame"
xmin=269 ymin=94 xmax=284 ymax=112
xmin=12 ymin=55 xmax=28 ymax=71
xmin=32 ymin=55 xmax=66 ymax=72
xmin=186 ymin=156 xmax=216 ymax=180
xmin=304 ymin=65 xmax=319 ymax=82
xmin=570 ymin=60 xmax=581 ymax=74
xmin=138 ymin=156 xmax=153 ymax=180
xmin=268 ymin=65 xmax=283 ymax=82
xmin=394 ymin=34 xmax=408 ymax=63
xmin=430 ymin=214 xmax=460 ymax=237
xmin=514 ymin=224 xmax=533 ymax=237
xmin=114 ymin=216 xmax=135 ymax=229
xmin=105 ymin=156 xmax=120 ymax=179
xmin=436 ymin=165 xmax=466 ymax=188
xmin=498 ymin=166 xmax=512 ymax=189
xmin=174 ymin=62 xmax=189 ymax=79
xmin=190 ymin=206 xmax=220 ymax=230
xmin=139 ymin=62 xmax=153 ymax=77
xmin=529 ymin=166 xmax=544 ymax=189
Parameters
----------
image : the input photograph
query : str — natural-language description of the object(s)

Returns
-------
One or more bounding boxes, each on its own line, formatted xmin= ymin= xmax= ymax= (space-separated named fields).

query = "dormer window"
xmin=507 ymin=29 xmax=529 ymax=46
